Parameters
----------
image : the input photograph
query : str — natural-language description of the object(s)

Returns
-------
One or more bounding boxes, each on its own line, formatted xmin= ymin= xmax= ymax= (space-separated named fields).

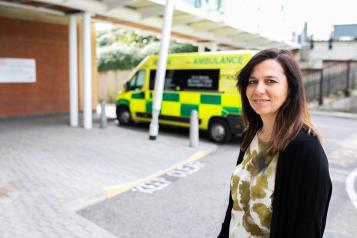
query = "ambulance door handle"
xmin=150 ymin=92 xmax=153 ymax=98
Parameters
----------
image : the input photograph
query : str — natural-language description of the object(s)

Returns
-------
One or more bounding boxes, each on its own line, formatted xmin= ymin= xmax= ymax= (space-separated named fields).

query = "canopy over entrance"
xmin=0 ymin=0 xmax=295 ymax=49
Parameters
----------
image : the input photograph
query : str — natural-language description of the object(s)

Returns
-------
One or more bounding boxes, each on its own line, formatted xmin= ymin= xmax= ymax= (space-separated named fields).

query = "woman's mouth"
xmin=253 ymin=99 xmax=270 ymax=103
xmin=251 ymin=99 xmax=271 ymax=107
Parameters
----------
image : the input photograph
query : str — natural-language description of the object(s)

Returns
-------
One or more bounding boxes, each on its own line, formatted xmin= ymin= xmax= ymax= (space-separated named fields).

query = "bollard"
xmin=100 ymin=99 xmax=107 ymax=128
xmin=189 ymin=110 xmax=199 ymax=147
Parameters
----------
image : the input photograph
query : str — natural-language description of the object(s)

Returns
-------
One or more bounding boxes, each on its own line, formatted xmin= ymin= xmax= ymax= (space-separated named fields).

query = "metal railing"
xmin=304 ymin=60 xmax=357 ymax=105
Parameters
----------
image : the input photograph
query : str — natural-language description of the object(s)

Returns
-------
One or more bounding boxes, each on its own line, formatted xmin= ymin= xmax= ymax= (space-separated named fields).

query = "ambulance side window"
xmin=127 ymin=70 xmax=145 ymax=91
xmin=149 ymin=69 xmax=219 ymax=91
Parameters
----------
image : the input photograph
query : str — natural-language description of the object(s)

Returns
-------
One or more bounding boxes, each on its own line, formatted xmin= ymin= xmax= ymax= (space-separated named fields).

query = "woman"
xmin=218 ymin=49 xmax=332 ymax=238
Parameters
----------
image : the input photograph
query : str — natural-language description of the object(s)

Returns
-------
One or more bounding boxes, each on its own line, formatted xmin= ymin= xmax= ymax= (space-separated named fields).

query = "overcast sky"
xmin=224 ymin=0 xmax=357 ymax=42
xmin=96 ymin=0 xmax=357 ymax=43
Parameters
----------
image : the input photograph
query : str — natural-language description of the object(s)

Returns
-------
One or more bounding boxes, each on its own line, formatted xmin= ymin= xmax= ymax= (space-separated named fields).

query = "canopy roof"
xmin=0 ymin=0 xmax=297 ymax=49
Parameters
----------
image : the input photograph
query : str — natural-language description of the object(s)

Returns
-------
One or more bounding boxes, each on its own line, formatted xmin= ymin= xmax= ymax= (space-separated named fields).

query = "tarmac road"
xmin=78 ymin=114 xmax=357 ymax=238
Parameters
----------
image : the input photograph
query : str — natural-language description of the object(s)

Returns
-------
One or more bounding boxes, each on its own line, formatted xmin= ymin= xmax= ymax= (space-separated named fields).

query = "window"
xmin=136 ymin=70 xmax=145 ymax=88
xmin=149 ymin=69 xmax=219 ymax=91
xmin=127 ymin=70 xmax=145 ymax=91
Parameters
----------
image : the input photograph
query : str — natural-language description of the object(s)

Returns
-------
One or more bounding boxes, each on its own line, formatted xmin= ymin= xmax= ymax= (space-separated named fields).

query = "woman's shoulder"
xmin=286 ymin=130 xmax=321 ymax=149
xmin=282 ymin=130 xmax=328 ymax=166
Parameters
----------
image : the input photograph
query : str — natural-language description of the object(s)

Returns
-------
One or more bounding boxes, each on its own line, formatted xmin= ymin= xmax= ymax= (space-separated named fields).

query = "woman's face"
xmin=246 ymin=59 xmax=289 ymax=119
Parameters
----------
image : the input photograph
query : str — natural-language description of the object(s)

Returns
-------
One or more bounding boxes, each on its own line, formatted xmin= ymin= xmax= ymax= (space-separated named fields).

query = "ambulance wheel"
xmin=208 ymin=118 xmax=232 ymax=143
xmin=116 ymin=106 xmax=131 ymax=126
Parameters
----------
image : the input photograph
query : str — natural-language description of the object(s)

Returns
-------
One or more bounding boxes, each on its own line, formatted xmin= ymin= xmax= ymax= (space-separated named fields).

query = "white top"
xmin=229 ymin=134 xmax=278 ymax=238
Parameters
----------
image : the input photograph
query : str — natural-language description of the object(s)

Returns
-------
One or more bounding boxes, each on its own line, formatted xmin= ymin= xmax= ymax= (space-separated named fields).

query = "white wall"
xmin=304 ymin=40 xmax=357 ymax=61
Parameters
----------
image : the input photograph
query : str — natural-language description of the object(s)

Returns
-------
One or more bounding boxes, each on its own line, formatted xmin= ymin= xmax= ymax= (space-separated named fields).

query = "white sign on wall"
xmin=0 ymin=58 xmax=36 ymax=83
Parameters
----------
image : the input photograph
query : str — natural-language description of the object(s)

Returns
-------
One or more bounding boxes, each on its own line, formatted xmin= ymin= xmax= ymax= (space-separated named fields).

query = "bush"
xmin=97 ymin=29 xmax=198 ymax=72
xmin=97 ymin=45 xmax=144 ymax=72
xmin=169 ymin=42 xmax=198 ymax=53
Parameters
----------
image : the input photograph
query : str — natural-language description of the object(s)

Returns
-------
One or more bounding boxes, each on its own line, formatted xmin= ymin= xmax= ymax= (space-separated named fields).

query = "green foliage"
xmin=97 ymin=27 xmax=198 ymax=72
xmin=169 ymin=42 xmax=198 ymax=53
xmin=97 ymin=47 xmax=144 ymax=72
xmin=97 ymin=28 xmax=159 ymax=48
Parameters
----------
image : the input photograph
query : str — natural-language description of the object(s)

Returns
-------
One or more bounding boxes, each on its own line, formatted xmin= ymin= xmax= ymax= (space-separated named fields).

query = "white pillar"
xmin=69 ymin=15 xmax=78 ymax=127
xmin=82 ymin=12 xmax=92 ymax=129
xmin=198 ymin=43 xmax=206 ymax=52
xmin=149 ymin=0 xmax=174 ymax=140
xmin=210 ymin=43 xmax=218 ymax=52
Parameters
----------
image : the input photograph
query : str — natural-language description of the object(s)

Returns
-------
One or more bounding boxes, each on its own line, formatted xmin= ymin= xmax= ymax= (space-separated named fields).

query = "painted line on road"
xmin=131 ymin=161 xmax=205 ymax=194
xmin=104 ymin=146 xmax=217 ymax=198
xmin=345 ymin=168 xmax=357 ymax=210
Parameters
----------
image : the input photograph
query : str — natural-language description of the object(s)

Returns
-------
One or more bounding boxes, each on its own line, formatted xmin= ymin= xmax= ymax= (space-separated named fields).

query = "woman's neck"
xmin=258 ymin=115 xmax=276 ymax=142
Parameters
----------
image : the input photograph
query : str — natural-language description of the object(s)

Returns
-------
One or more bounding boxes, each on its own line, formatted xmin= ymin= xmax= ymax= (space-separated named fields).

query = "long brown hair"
xmin=237 ymin=48 xmax=320 ymax=154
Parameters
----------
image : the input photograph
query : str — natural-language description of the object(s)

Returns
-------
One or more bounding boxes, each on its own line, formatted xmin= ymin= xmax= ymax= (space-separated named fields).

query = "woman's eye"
xmin=266 ymin=79 xmax=277 ymax=84
xmin=248 ymin=79 xmax=257 ymax=84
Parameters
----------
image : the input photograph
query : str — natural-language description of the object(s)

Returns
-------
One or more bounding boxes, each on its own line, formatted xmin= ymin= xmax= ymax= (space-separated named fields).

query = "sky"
xmin=224 ymin=0 xmax=357 ymax=42
xmin=96 ymin=0 xmax=357 ymax=44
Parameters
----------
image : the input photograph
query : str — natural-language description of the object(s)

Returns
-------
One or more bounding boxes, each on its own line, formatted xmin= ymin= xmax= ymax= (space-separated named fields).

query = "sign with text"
xmin=0 ymin=58 xmax=36 ymax=83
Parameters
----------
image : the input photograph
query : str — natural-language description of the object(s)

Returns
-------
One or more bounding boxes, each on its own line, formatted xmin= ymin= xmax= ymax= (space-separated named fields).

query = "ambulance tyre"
xmin=208 ymin=118 xmax=232 ymax=143
xmin=116 ymin=106 xmax=131 ymax=126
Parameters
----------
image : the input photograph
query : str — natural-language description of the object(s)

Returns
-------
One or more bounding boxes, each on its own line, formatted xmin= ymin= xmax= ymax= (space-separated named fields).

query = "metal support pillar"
xmin=189 ymin=110 xmax=199 ymax=147
xmin=69 ymin=15 xmax=78 ymax=127
xmin=149 ymin=0 xmax=174 ymax=140
xmin=82 ymin=12 xmax=92 ymax=129
xmin=345 ymin=61 xmax=351 ymax=97
xmin=100 ymin=99 xmax=107 ymax=128
xmin=318 ymin=69 xmax=324 ymax=105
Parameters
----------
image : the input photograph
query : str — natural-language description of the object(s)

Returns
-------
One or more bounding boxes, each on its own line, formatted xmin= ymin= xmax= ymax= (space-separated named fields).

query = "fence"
xmin=98 ymin=69 xmax=133 ymax=103
xmin=304 ymin=61 xmax=357 ymax=105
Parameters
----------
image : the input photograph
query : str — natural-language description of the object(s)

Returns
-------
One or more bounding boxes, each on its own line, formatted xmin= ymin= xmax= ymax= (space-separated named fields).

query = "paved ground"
xmin=78 ymin=114 xmax=357 ymax=238
xmin=0 ymin=114 xmax=216 ymax=238
xmin=78 ymin=142 xmax=237 ymax=238
xmin=1 ymin=106 xmax=357 ymax=238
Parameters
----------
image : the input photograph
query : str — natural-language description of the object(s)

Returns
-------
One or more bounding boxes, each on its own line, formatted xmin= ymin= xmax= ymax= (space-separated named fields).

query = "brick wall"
xmin=0 ymin=16 xmax=69 ymax=117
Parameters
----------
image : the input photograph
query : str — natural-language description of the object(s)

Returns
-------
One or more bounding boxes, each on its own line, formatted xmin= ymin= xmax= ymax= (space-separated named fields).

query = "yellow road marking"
xmin=104 ymin=150 xmax=208 ymax=198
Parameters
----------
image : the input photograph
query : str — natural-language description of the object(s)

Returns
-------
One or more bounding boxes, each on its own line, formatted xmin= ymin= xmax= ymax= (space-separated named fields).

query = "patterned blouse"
xmin=229 ymin=134 xmax=279 ymax=238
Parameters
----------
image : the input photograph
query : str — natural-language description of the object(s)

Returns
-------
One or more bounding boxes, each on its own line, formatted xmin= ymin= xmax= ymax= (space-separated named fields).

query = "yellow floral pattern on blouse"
xmin=229 ymin=134 xmax=278 ymax=238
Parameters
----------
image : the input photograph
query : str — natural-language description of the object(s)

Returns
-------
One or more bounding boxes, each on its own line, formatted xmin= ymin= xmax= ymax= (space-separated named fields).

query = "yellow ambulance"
xmin=115 ymin=50 xmax=256 ymax=143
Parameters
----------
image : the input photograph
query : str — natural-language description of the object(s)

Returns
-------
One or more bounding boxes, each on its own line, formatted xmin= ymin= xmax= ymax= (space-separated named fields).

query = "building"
xmin=333 ymin=24 xmax=357 ymax=39
xmin=298 ymin=25 xmax=357 ymax=103
xmin=0 ymin=0 xmax=295 ymax=129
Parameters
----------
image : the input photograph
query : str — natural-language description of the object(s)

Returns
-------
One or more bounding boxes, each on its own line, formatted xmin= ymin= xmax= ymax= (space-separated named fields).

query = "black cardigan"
xmin=218 ymin=131 xmax=332 ymax=238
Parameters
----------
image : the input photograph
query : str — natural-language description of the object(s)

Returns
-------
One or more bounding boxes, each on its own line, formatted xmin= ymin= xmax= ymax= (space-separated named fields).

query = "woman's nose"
xmin=255 ymin=81 xmax=266 ymax=94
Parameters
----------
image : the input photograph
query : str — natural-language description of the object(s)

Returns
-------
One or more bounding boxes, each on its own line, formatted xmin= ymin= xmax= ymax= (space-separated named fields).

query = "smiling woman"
xmin=246 ymin=59 xmax=289 ymax=137
xmin=218 ymin=49 xmax=332 ymax=238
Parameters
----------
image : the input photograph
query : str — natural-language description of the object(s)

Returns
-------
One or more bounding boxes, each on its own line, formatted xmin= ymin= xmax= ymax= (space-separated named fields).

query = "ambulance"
xmin=115 ymin=50 xmax=256 ymax=143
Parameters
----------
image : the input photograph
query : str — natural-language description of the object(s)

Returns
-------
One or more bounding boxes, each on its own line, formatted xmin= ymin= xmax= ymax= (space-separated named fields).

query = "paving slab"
xmin=0 ymin=114 xmax=217 ymax=238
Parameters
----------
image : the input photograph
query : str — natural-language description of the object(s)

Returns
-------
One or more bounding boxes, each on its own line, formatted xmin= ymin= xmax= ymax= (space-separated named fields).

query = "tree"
xmin=97 ymin=27 xmax=198 ymax=72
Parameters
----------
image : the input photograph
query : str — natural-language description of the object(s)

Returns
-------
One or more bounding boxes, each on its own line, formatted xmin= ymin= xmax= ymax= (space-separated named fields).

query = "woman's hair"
xmin=237 ymin=48 xmax=320 ymax=154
